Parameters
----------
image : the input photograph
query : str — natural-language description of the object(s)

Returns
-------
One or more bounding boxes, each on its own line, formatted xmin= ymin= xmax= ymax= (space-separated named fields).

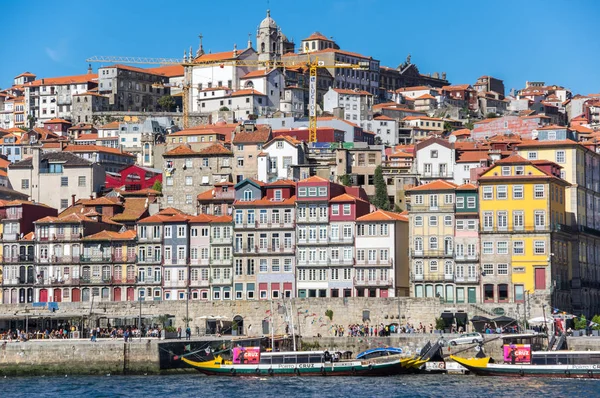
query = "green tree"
xmin=372 ymin=165 xmax=390 ymax=210
xmin=339 ymin=174 xmax=351 ymax=186
xmin=574 ymin=315 xmax=587 ymax=330
xmin=219 ymin=106 xmax=230 ymax=111
xmin=152 ymin=180 xmax=162 ymax=192
xmin=443 ymin=121 xmax=453 ymax=132
xmin=591 ymin=315 xmax=600 ymax=331
xmin=464 ymin=121 xmax=475 ymax=130
xmin=485 ymin=112 xmax=498 ymax=119
xmin=158 ymin=95 xmax=176 ymax=112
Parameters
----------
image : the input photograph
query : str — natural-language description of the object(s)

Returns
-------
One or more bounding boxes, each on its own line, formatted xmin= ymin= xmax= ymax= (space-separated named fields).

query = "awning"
xmin=528 ymin=316 xmax=553 ymax=324
xmin=471 ymin=315 xmax=490 ymax=323
xmin=492 ymin=316 xmax=516 ymax=323
xmin=454 ymin=312 xmax=468 ymax=324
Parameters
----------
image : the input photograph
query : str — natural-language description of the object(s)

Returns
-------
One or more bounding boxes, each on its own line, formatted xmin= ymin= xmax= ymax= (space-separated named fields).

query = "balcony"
xmin=234 ymin=246 xmax=258 ymax=254
xmin=408 ymin=204 xmax=455 ymax=212
xmin=210 ymin=236 xmax=233 ymax=245
xmin=410 ymin=272 xmax=452 ymax=283
xmin=479 ymin=224 xmax=562 ymax=234
xmin=1 ymin=255 xmax=34 ymax=263
xmin=79 ymin=276 xmax=113 ymax=285
xmin=210 ymin=258 xmax=233 ymax=265
xmin=454 ymin=254 xmax=479 ymax=262
xmin=297 ymin=259 xmax=330 ymax=267
xmin=411 ymin=250 xmax=453 ymax=258
xmin=296 ymin=217 xmax=328 ymax=224
xmin=355 ymin=259 xmax=393 ymax=267
xmin=420 ymin=172 xmax=454 ymax=179
xmin=138 ymin=256 xmax=163 ymax=264
xmin=80 ymin=255 xmax=114 ymax=263
xmin=190 ymin=258 xmax=210 ymax=266
xmin=3 ymin=233 xmax=18 ymax=241
xmin=454 ymin=275 xmax=480 ymax=284
xmin=297 ymin=238 xmax=329 ymax=245
xmin=328 ymin=236 xmax=355 ymax=244
xmin=190 ymin=279 xmax=210 ymax=287
xmin=210 ymin=277 xmax=233 ymax=285
xmin=136 ymin=278 xmax=162 ymax=285
xmin=329 ymin=258 xmax=355 ymax=266
xmin=162 ymin=280 xmax=188 ymax=288
xmin=353 ymin=278 xmax=393 ymax=287
xmin=163 ymin=258 xmax=190 ymax=266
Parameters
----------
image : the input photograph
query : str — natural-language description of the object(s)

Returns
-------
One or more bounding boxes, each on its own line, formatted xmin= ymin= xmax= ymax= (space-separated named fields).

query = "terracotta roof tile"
xmin=332 ymin=88 xmax=372 ymax=96
xmin=145 ymin=65 xmax=184 ymax=77
xmin=25 ymin=74 xmax=97 ymax=87
xmin=232 ymin=125 xmax=271 ymax=144
xmin=63 ymin=144 xmax=136 ymax=157
xmin=82 ymin=230 xmax=136 ymax=241
xmin=407 ymin=180 xmax=458 ymax=191
xmin=357 ymin=209 xmax=407 ymax=222
xmin=234 ymin=195 xmax=296 ymax=207
xmin=197 ymin=143 xmax=233 ymax=155
xmin=98 ymin=121 xmax=120 ymax=130
xmin=164 ymin=144 xmax=197 ymax=156
xmin=456 ymin=151 xmax=491 ymax=163
xmin=299 ymin=175 xmax=329 ymax=183
xmin=230 ymin=89 xmax=265 ymax=97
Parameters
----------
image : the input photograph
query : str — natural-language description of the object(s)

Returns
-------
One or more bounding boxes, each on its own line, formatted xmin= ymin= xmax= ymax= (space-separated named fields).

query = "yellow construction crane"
xmin=86 ymin=55 xmax=369 ymax=142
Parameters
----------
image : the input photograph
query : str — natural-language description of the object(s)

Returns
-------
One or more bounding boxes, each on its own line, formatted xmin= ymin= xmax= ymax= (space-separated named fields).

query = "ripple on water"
xmin=0 ymin=374 xmax=598 ymax=398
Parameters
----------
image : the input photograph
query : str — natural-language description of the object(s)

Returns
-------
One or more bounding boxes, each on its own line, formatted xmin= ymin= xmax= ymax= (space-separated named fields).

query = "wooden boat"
xmin=451 ymin=351 xmax=600 ymax=378
xmin=356 ymin=347 xmax=403 ymax=360
xmin=181 ymin=348 xmax=404 ymax=376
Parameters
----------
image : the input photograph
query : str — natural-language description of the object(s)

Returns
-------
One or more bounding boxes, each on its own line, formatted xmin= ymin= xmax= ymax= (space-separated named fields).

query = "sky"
xmin=1 ymin=0 xmax=599 ymax=95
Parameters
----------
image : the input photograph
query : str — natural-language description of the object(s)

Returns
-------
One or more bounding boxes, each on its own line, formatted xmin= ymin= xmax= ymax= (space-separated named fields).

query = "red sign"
xmin=233 ymin=347 xmax=261 ymax=364
xmin=503 ymin=344 xmax=531 ymax=363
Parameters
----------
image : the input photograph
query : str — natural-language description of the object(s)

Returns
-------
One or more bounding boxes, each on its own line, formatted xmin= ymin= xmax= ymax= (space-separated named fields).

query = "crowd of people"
xmin=0 ymin=324 xmax=169 ymax=342
xmin=331 ymin=322 xmax=474 ymax=337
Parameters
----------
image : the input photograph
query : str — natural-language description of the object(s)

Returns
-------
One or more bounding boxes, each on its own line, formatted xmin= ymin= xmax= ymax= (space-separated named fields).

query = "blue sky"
xmin=1 ymin=0 xmax=599 ymax=95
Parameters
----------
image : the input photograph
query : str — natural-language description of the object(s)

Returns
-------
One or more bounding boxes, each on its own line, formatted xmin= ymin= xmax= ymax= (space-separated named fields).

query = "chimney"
xmin=233 ymin=44 xmax=238 ymax=58
xmin=87 ymin=64 xmax=93 ymax=75
xmin=90 ymin=195 xmax=94 ymax=200
xmin=71 ymin=194 xmax=76 ymax=207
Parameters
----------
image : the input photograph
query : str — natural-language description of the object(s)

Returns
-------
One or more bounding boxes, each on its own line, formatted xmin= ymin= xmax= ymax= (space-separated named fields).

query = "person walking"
xmin=185 ymin=326 xmax=191 ymax=341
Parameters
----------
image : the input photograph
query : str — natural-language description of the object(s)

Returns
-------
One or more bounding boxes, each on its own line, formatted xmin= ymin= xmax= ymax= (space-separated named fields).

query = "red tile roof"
xmin=304 ymin=32 xmax=330 ymax=41
xmin=230 ymin=89 xmax=265 ymax=97
xmin=98 ymin=121 xmax=120 ymax=130
xmin=332 ymin=88 xmax=372 ymax=96
xmin=82 ymin=230 xmax=136 ymax=241
xmin=299 ymin=175 xmax=329 ymax=183
xmin=407 ymin=180 xmax=458 ymax=191
xmin=234 ymin=195 xmax=296 ymax=207
xmin=25 ymin=74 xmax=97 ymax=87
xmin=145 ymin=65 xmax=184 ymax=77
xmin=164 ymin=144 xmax=197 ymax=156
xmin=456 ymin=151 xmax=491 ymax=163
xmin=44 ymin=118 xmax=71 ymax=124
xmin=63 ymin=144 xmax=136 ymax=157
xmin=357 ymin=209 xmax=408 ymax=222
xmin=232 ymin=125 xmax=271 ymax=144
xmin=197 ymin=143 xmax=233 ymax=155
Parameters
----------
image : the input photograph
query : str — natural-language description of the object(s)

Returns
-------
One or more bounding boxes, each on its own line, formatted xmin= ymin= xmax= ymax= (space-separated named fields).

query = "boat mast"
xmin=288 ymin=299 xmax=297 ymax=351
xmin=270 ymin=300 xmax=275 ymax=351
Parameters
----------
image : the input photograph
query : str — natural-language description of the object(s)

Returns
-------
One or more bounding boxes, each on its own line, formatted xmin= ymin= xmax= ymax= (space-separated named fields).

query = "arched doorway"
xmin=126 ymin=287 xmax=134 ymax=301
xmin=39 ymin=289 xmax=48 ymax=302
xmin=54 ymin=288 xmax=61 ymax=302
xmin=82 ymin=288 xmax=90 ymax=302
xmin=72 ymin=288 xmax=81 ymax=302
xmin=233 ymin=315 xmax=244 ymax=336
xmin=114 ymin=287 xmax=121 ymax=302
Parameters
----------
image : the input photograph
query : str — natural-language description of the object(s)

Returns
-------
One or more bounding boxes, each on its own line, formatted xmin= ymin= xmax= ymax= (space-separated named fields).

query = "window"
xmin=556 ymin=150 xmax=565 ymax=164
xmin=428 ymin=216 xmax=437 ymax=226
xmin=534 ymin=240 xmax=546 ymax=254
xmin=528 ymin=151 xmax=538 ymax=160
xmin=444 ymin=215 xmax=452 ymax=226
xmin=534 ymin=185 xmax=545 ymax=198
xmin=429 ymin=237 xmax=438 ymax=250
xmin=497 ymin=211 xmax=507 ymax=229
xmin=467 ymin=220 xmax=476 ymax=230
xmin=414 ymin=237 xmax=423 ymax=252
xmin=413 ymin=195 xmax=423 ymax=205
xmin=78 ymin=176 xmax=86 ymax=187
xmin=501 ymin=166 xmax=510 ymax=176
xmin=237 ymin=157 xmax=244 ymax=167
xmin=21 ymin=179 xmax=29 ymax=189
xmin=497 ymin=185 xmax=507 ymax=199
xmin=534 ymin=210 xmax=545 ymax=229
xmin=414 ymin=216 xmax=423 ymax=227
xmin=513 ymin=185 xmax=523 ymax=199
xmin=467 ymin=197 xmax=476 ymax=208
xmin=514 ymin=285 xmax=525 ymax=302
xmin=456 ymin=197 xmax=464 ymax=208
xmin=483 ymin=241 xmax=493 ymax=254
xmin=430 ymin=150 xmax=438 ymax=158
xmin=429 ymin=194 xmax=438 ymax=209
xmin=456 ymin=220 xmax=464 ymax=230
xmin=497 ymin=264 xmax=508 ymax=275
xmin=429 ymin=260 xmax=438 ymax=272
xmin=444 ymin=194 xmax=453 ymax=204
xmin=483 ymin=263 xmax=494 ymax=275
xmin=164 ymin=226 xmax=172 ymax=238
xmin=513 ymin=211 xmax=524 ymax=229
xmin=414 ymin=261 xmax=423 ymax=276
xmin=482 ymin=186 xmax=493 ymax=200
xmin=343 ymin=204 xmax=351 ymax=215
xmin=513 ymin=241 xmax=524 ymax=255
xmin=515 ymin=166 xmax=524 ymax=175
xmin=497 ymin=241 xmax=508 ymax=254
xmin=60 ymin=199 xmax=68 ymax=208
xmin=332 ymin=205 xmax=339 ymax=216
xmin=483 ymin=211 xmax=493 ymax=229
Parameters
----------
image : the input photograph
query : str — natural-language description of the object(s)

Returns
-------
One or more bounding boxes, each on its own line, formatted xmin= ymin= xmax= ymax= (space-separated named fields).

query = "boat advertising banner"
xmin=503 ymin=344 xmax=531 ymax=363
xmin=233 ymin=347 xmax=260 ymax=364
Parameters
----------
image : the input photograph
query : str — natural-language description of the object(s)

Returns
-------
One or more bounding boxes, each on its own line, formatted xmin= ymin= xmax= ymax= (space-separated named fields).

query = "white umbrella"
xmin=528 ymin=316 xmax=553 ymax=324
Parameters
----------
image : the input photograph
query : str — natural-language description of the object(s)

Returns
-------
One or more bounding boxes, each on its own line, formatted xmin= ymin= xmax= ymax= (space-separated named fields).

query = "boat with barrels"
xmin=180 ymin=347 xmax=404 ymax=376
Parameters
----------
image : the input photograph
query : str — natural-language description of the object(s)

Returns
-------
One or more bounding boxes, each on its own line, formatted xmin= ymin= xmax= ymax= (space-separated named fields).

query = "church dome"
xmin=259 ymin=9 xmax=277 ymax=29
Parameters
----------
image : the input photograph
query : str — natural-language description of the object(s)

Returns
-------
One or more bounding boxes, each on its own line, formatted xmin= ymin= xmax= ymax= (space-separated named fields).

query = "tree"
xmin=219 ymin=106 xmax=230 ymax=112
xmin=157 ymin=95 xmax=176 ymax=112
xmin=464 ymin=121 xmax=475 ymax=130
xmin=485 ymin=112 xmax=498 ymax=119
xmin=574 ymin=315 xmax=587 ymax=330
xmin=372 ymin=165 xmax=390 ymax=210
xmin=152 ymin=180 xmax=162 ymax=192
xmin=443 ymin=121 xmax=453 ymax=132
xmin=339 ymin=174 xmax=351 ymax=186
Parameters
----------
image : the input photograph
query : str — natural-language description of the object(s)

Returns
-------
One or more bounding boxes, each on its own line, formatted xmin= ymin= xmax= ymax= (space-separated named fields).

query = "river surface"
xmin=0 ymin=374 xmax=598 ymax=397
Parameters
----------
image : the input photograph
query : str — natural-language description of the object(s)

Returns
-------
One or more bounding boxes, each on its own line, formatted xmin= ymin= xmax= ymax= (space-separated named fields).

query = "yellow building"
xmin=516 ymin=139 xmax=600 ymax=315
xmin=478 ymin=154 xmax=571 ymax=310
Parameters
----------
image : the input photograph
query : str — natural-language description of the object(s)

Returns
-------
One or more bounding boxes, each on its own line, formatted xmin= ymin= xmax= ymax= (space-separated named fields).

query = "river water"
xmin=0 ymin=374 xmax=598 ymax=397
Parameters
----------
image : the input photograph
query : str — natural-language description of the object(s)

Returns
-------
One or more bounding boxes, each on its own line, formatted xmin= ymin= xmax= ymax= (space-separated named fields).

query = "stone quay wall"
xmin=0 ymin=297 xmax=536 ymax=338
xmin=0 ymin=340 xmax=160 ymax=376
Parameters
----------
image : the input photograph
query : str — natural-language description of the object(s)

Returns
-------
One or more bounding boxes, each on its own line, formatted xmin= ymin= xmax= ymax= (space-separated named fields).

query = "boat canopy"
xmin=356 ymin=347 xmax=403 ymax=359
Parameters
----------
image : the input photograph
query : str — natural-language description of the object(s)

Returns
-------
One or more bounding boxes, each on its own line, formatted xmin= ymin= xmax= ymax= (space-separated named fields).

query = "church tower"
xmin=257 ymin=10 xmax=279 ymax=63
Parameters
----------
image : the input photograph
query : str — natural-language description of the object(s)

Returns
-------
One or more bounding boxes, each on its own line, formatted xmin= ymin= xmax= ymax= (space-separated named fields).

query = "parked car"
xmin=449 ymin=332 xmax=483 ymax=346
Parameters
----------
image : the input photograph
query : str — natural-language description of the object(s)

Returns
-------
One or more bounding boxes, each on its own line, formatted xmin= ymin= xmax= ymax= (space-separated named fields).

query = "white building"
xmin=198 ymin=88 xmax=268 ymax=119
xmin=323 ymin=87 xmax=373 ymax=124
xmin=372 ymin=115 xmax=398 ymax=145
xmin=414 ymin=137 xmax=454 ymax=182
xmin=190 ymin=48 xmax=258 ymax=112
xmin=257 ymin=135 xmax=306 ymax=182
xmin=239 ymin=69 xmax=284 ymax=114
xmin=392 ymin=86 xmax=439 ymax=103
xmin=24 ymin=73 xmax=98 ymax=126
xmin=453 ymin=150 xmax=490 ymax=185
